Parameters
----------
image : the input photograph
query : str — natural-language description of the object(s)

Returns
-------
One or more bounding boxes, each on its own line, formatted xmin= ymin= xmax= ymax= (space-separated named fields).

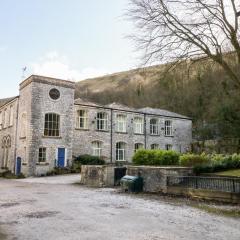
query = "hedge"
xmin=132 ymin=149 xmax=180 ymax=166
xmin=74 ymin=154 xmax=105 ymax=165
xmin=194 ymin=154 xmax=240 ymax=174
xmin=179 ymin=153 xmax=210 ymax=167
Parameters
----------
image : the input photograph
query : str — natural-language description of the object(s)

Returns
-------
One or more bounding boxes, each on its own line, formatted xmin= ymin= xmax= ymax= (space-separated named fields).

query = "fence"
xmin=167 ymin=176 xmax=240 ymax=193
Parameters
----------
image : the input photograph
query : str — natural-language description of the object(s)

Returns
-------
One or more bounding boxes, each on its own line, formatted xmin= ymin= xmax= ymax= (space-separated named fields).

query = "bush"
xmin=194 ymin=153 xmax=240 ymax=174
xmin=132 ymin=149 xmax=180 ymax=166
xmin=179 ymin=153 xmax=210 ymax=167
xmin=74 ymin=154 xmax=105 ymax=165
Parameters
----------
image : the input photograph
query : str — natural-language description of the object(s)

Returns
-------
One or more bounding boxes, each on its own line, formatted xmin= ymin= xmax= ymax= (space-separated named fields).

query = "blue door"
xmin=58 ymin=148 xmax=65 ymax=168
xmin=16 ymin=157 xmax=21 ymax=175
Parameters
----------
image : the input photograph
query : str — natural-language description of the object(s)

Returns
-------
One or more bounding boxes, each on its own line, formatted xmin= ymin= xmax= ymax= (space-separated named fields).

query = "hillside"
xmin=76 ymin=60 xmax=240 ymax=140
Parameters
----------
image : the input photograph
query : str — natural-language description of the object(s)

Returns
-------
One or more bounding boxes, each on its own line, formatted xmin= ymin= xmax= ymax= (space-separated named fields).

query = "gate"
xmin=114 ymin=167 xmax=127 ymax=186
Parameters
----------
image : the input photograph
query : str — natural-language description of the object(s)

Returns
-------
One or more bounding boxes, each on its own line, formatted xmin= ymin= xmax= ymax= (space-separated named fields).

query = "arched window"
xmin=151 ymin=144 xmax=159 ymax=150
xmin=150 ymin=118 xmax=159 ymax=135
xmin=92 ymin=141 xmax=103 ymax=157
xmin=134 ymin=143 xmax=144 ymax=152
xmin=116 ymin=142 xmax=126 ymax=161
xmin=97 ymin=112 xmax=108 ymax=131
xmin=44 ymin=113 xmax=60 ymax=137
xmin=116 ymin=114 xmax=127 ymax=132
xmin=134 ymin=117 xmax=144 ymax=134
xmin=20 ymin=113 xmax=27 ymax=138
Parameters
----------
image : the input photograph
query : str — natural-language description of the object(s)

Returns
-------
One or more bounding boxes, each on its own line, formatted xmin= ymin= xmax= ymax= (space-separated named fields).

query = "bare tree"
xmin=128 ymin=0 xmax=240 ymax=87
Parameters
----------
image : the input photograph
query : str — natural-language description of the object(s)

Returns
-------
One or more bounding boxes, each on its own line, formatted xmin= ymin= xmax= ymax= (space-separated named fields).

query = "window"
xmin=38 ymin=148 xmax=46 ymax=162
xmin=165 ymin=144 xmax=173 ymax=150
xmin=97 ymin=112 xmax=108 ymax=131
xmin=134 ymin=143 xmax=144 ymax=152
xmin=9 ymin=106 xmax=14 ymax=126
xmin=134 ymin=117 xmax=144 ymax=134
xmin=3 ymin=109 xmax=8 ymax=128
xmin=49 ymin=88 xmax=60 ymax=100
xmin=116 ymin=142 xmax=126 ymax=161
xmin=20 ymin=113 xmax=27 ymax=138
xmin=0 ymin=112 xmax=2 ymax=130
xmin=76 ymin=110 xmax=88 ymax=129
xmin=150 ymin=118 xmax=159 ymax=135
xmin=116 ymin=114 xmax=127 ymax=132
xmin=165 ymin=120 xmax=173 ymax=136
xmin=92 ymin=141 xmax=103 ymax=157
xmin=151 ymin=144 xmax=159 ymax=150
xmin=44 ymin=113 xmax=60 ymax=137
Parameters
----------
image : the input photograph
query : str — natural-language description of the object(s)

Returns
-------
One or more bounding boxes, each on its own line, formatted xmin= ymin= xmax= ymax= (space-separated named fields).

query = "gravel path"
xmin=0 ymin=175 xmax=239 ymax=240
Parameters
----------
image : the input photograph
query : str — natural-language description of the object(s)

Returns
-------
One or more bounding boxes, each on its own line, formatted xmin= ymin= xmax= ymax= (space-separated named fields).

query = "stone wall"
xmin=127 ymin=166 xmax=193 ymax=192
xmin=73 ymin=104 xmax=192 ymax=163
xmin=0 ymin=98 xmax=19 ymax=173
xmin=80 ymin=165 xmax=115 ymax=187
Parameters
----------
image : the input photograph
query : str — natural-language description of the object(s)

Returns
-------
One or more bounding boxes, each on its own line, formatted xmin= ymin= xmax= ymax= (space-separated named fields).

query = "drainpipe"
xmin=144 ymin=113 xmax=147 ymax=149
xmin=14 ymin=99 xmax=20 ymax=174
xmin=110 ymin=109 xmax=113 ymax=163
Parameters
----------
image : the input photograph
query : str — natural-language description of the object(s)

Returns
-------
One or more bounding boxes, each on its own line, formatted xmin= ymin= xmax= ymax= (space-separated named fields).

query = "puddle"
xmin=24 ymin=211 xmax=60 ymax=219
xmin=0 ymin=203 xmax=20 ymax=208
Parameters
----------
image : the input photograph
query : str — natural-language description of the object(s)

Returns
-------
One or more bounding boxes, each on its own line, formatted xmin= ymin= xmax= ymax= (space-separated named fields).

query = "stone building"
xmin=0 ymin=75 xmax=192 ymax=176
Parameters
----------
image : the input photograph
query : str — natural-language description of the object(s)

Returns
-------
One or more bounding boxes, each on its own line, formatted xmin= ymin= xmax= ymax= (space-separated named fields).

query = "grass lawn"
xmin=213 ymin=169 xmax=240 ymax=177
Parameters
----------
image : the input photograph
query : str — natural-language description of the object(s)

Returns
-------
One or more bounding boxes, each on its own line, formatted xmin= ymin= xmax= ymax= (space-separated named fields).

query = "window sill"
xmin=42 ymin=136 xmax=62 ymax=139
xmin=134 ymin=133 xmax=144 ymax=135
xmin=115 ymin=131 xmax=128 ymax=134
xmin=96 ymin=129 xmax=109 ymax=133
xmin=20 ymin=137 xmax=27 ymax=140
xmin=75 ymin=128 xmax=89 ymax=131
xmin=165 ymin=135 xmax=174 ymax=138
xmin=22 ymin=163 xmax=28 ymax=166
xmin=150 ymin=134 xmax=160 ymax=137
xmin=36 ymin=162 xmax=49 ymax=166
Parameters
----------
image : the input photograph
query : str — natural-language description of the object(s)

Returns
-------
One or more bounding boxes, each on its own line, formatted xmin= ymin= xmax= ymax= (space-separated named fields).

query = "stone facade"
xmin=0 ymin=75 xmax=192 ymax=176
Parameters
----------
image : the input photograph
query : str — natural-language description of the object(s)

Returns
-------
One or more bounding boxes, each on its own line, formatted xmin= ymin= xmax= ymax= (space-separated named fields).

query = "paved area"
xmin=0 ymin=175 xmax=240 ymax=240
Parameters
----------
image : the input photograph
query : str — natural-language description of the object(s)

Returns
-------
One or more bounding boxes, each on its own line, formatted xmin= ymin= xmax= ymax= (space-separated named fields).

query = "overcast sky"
xmin=0 ymin=0 xmax=137 ymax=98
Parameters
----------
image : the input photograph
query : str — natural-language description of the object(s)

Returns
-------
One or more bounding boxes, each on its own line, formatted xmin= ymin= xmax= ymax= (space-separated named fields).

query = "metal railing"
xmin=167 ymin=176 xmax=240 ymax=193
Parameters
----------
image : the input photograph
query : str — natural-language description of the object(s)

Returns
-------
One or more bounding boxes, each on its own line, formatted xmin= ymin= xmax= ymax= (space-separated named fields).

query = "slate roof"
xmin=138 ymin=107 xmax=189 ymax=119
xmin=74 ymin=98 xmax=190 ymax=119
xmin=0 ymin=96 xmax=18 ymax=108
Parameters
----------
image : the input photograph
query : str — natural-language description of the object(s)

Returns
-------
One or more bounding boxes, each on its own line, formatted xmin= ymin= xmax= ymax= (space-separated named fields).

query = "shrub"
xmin=74 ymin=154 xmax=105 ymax=165
xmin=132 ymin=149 xmax=180 ymax=166
xmin=179 ymin=153 xmax=210 ymax=167
xmin=194 ymin=153 xmax=240 ymax=174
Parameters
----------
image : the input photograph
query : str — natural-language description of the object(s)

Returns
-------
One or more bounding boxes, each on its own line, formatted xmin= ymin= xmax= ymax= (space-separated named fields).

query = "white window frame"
xmin=134 ymin=143 xmax=144 ymax=152
xmin=151 ymin=144 xmax=159 ymax=150
xmin=97 ymin=112 xmax=108 ymax=131
xmin=134 ymin=117 xmax=144 ymax=134
xmin=76 ymin=109 xmax=88 ymax=129
xmin=150 ymin=118 xmax=159 ymax=135
xmin=9 ymin=105 xmax=14 ymax=127
xmin=92 ymin=141 xmax=103 ymax=157
xmin=165 ymin=144 xmax=173 ymax=150
xmin=44 ymin=113 xmax=60 ymax=137
xmin=116 ymin=142 xmax=126 ymax=161
xmin=3 ymin=108 xmax=8 ymax=128
xmin=38 ymin=147 xmax=47 ymax=163
xmin=0 ymin=111 xmax=2 ymax=130
xmin=116 ymin=114 xmax=127 ymax=133
xmin=165 ymin=120 xmax=173 ymax=136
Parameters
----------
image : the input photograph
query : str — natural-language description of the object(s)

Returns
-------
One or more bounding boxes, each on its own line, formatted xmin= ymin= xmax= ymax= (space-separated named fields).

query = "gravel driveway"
xmin=0 ymin=174 xmax=239 ymax=240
